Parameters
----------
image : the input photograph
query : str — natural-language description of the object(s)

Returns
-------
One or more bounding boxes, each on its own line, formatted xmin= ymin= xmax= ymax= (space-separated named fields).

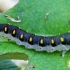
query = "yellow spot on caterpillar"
xmin=51 ymin=39 xmax=54 ymax=44
xmin=60 ymin=37 xmax=64 ymax=42
xmin=4 ymin=27 xmax=8 ymax=32
xmin=40 ymin=39 xmax=43 ymax=44
xmin=29 ymin=37 xmax=32 ymax=42
xmin=12 ymin=30 xmax=16 ymax=35
xmin=20 ymin=34 xmax=24 ymax=39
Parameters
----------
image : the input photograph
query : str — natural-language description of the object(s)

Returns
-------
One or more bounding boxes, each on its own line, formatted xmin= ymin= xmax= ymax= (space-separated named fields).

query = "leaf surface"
xmin=0 ymin=0 xmax=70 ymax=70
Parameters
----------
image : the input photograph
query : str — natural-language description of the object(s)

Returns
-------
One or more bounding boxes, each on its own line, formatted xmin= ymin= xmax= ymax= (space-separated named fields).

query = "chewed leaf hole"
xmin=0 ymin=0 xmax=19 ymax=13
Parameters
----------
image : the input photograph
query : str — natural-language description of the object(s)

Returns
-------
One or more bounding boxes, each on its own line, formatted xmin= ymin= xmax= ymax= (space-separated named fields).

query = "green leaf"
xmin=0 ymin=52 xmax=28 ymax=60
xmin=0 ymin=0 xmax=70 ymax=70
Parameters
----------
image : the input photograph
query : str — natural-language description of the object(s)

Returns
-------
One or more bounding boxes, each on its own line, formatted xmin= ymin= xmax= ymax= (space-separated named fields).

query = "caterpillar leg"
xmin=62 ymin=50 xmax=68 ymax=57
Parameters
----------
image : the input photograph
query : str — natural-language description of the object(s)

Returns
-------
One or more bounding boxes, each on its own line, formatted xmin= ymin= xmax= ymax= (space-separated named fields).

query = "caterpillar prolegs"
xmin=0 ymin=24 xmax=70 ymax=57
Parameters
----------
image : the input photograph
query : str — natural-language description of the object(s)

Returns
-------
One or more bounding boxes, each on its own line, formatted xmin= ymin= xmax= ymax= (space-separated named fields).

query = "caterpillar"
xmin=0 ymin=24 xmax=70 ymax=57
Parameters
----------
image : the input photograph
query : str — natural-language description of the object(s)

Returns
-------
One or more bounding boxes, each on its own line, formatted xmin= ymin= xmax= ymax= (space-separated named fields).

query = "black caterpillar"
xmin=0 ymin=24 xmax=70 ymax=56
